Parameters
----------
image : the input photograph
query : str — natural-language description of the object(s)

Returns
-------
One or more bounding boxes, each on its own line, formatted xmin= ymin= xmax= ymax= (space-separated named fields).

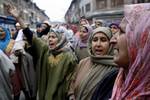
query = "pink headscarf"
xmin=111 ymin=3 xmax=150 ymax=100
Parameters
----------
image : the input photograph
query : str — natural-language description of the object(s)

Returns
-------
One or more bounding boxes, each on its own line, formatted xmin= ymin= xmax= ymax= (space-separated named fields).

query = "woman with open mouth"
xmin=69 ymin=27 xmax=118 ymax=100
xmin=110 ymin=3 xmax=150 ymax=100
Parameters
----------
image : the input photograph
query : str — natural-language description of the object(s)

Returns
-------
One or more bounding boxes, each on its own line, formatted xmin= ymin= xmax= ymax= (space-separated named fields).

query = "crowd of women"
xmin=0 ymin=3 xmax=150 ymax=100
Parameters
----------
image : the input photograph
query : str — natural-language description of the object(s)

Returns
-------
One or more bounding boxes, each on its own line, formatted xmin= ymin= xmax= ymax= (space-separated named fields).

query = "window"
xmin=0 ymin=4 xmax=3 ymax=15
xmin=145 ymin=0 xmax=150 ymax=2
xmin=85 ymin=3 xmax=91 ymax=12
xmin=137 ymin=0 xmax=145 ymax=3
xmin=138 ymin=0 xmax=150 ymax=3
xmin=111 ymin=0 xmax=124 ymax=7
xmin=96 ymin=0 xmax=107 ymax=9
xmin=12 ymin=0 xmax=18 ymax=3
xmin=82 ymin=6 xmax=84 ymax=14
xmin=25 ymin=0 xmax=29 ymax=2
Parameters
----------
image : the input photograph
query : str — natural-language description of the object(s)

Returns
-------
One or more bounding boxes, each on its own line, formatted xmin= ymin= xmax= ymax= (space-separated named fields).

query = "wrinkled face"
xmin=110 ymin=25 xmax=120 ymax=35
xmin=0 ymin=27 xmax=6 ymax=40
xmin=110 ymin=20 xmax=129 ymax=67
xmin=91 ymin=32 xmax=110 ymax=56
xmin=79 ymin=26 xmax=88 ymax=40
xmin=48 ymin=32 xmax=59 ymax=49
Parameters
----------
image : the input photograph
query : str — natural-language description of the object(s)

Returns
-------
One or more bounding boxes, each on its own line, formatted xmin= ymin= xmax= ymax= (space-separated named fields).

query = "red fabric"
xmin=111 ymin=3 xmax=150 ymax=100
xmin=10 ymin=63 xmax=24 ymax=96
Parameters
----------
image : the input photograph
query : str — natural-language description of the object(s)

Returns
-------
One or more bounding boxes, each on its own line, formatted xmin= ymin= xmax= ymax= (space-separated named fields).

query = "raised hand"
xmin=4 ymin=3 xmax=20 ymax=18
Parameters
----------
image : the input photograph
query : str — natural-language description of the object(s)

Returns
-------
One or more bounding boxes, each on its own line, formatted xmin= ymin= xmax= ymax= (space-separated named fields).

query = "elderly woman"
xmin=110 ymin=3 xmax=150 ymax=100
xmin=69 ymin=27 xmax=118 ymax=100
xmin=6 ymin=4 xmax=77 ymax=100
xmin=37 ymin=29 xmax=77 ymax=100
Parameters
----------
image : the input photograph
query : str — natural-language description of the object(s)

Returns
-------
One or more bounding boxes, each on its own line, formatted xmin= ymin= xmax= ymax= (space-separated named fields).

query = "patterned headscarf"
xmin=0 ymin=26 xmax=11 ymax=51
xmin=111 ymin=3 xmax=150 ymax=100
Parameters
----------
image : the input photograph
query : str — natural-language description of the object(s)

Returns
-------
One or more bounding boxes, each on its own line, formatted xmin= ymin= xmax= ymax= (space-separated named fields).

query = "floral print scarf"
xmin=111 ymin=3 xmax=150 ymax=100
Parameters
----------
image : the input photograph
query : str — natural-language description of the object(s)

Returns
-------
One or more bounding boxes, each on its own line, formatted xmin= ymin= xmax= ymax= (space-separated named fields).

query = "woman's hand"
xmin=5 ymin=3 xmax=20 ymax=18
xmin=4 ymin=3 xmax=27 ymax=29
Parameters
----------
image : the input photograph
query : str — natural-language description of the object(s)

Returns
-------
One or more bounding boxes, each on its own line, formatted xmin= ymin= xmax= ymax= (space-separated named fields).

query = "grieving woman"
xmin=6 ymin=4 xmax=77 ymax=100
xmin=24 ymin=28 xmax=77 ymax=100
xmin=69 ymin=27 xmax=118 ymax=100
xmin=110 ymin=3 xmax=150 ymax=100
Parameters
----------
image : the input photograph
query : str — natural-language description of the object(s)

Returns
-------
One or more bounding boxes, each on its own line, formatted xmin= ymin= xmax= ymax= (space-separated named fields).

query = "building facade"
xmin=65 ymin=0 xmax=150 ymax=25
xmin=0 ymin=0 xmax=49 ymax=28
xmin=65 ymin=0 xmax=81 ymax=23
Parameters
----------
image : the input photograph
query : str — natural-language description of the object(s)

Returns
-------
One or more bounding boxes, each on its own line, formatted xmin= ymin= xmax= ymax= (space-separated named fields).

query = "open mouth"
xmin=95 ymin=49 xmax=103 ymax=55
xmin=49 ymin=43 xmax=55 ymax=48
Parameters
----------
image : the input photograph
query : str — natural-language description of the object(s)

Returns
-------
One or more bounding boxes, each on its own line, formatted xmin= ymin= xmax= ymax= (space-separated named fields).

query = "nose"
xmin=49 ymin=37 xmax=52 ymax=42
xmin=96 ymin=39 xmax=102 ymax=47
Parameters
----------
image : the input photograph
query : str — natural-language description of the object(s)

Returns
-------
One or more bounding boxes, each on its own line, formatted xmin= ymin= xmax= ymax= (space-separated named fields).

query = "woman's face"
xmin=95 ymin=22 xmax=102 ymax=28
xmin=110 ymin=30 xmax=129 ymax=68
xmin=80 ymin=20 xmax=88 ymax=26
xmin=79 ymin=26 xmax=88 ymax=40
xmin=110 ymin=18 xmax=130 ymax=67
xmin=48 ymin=32 xmax=59 ymax=49
xmin=91 ymin=32 xmax=110 ymax=56
xmin=41 ymin=23 xmax=48 ymax=31
xmin=36 ymin=27 xmax=41 ymax=33
xmin=110 ymin=25 xmax=120 ymax=35
xmin=0 ymin=27 xmax=6 ymax=39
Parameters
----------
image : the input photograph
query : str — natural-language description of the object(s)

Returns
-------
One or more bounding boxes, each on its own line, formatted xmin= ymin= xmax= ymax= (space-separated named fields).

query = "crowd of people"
xmin=0 ymin=3 xmax=150 ymax=100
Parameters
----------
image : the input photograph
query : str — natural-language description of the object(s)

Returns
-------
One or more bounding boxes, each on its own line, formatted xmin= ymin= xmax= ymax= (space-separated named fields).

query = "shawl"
xmin=75 ymin=57 xmax=117 ymax=100
xmin=111 ymin=3 xmax=150 ymax=100
xmin=21 ymin=52 xmax=37 ymax=97
xmin=91 ymin=69 xmax=118 ymax=100
xmin=0 ymin=26 xmax=11 ymax=51
xmin=0 ymin=50 xmax=15 ymax=100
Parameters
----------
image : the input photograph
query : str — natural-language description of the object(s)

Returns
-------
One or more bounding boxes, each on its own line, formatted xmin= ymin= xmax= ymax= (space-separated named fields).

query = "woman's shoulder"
xmin=33 ymin=37 xmax=48 ymax=49
xmin=63 ymin=50 xmax=76 ymax=58
xmin=5 ymin=39 xmax=15 ymax=55
xmin=79 ymin=57 xmax=91 ymax=66
xmin=80 ymin=57 xmax=91 ymax=63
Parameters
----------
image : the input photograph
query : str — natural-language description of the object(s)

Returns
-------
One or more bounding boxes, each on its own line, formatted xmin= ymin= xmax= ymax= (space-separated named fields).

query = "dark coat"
xmin=91 ymin=70 xmax=118 ymax=100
